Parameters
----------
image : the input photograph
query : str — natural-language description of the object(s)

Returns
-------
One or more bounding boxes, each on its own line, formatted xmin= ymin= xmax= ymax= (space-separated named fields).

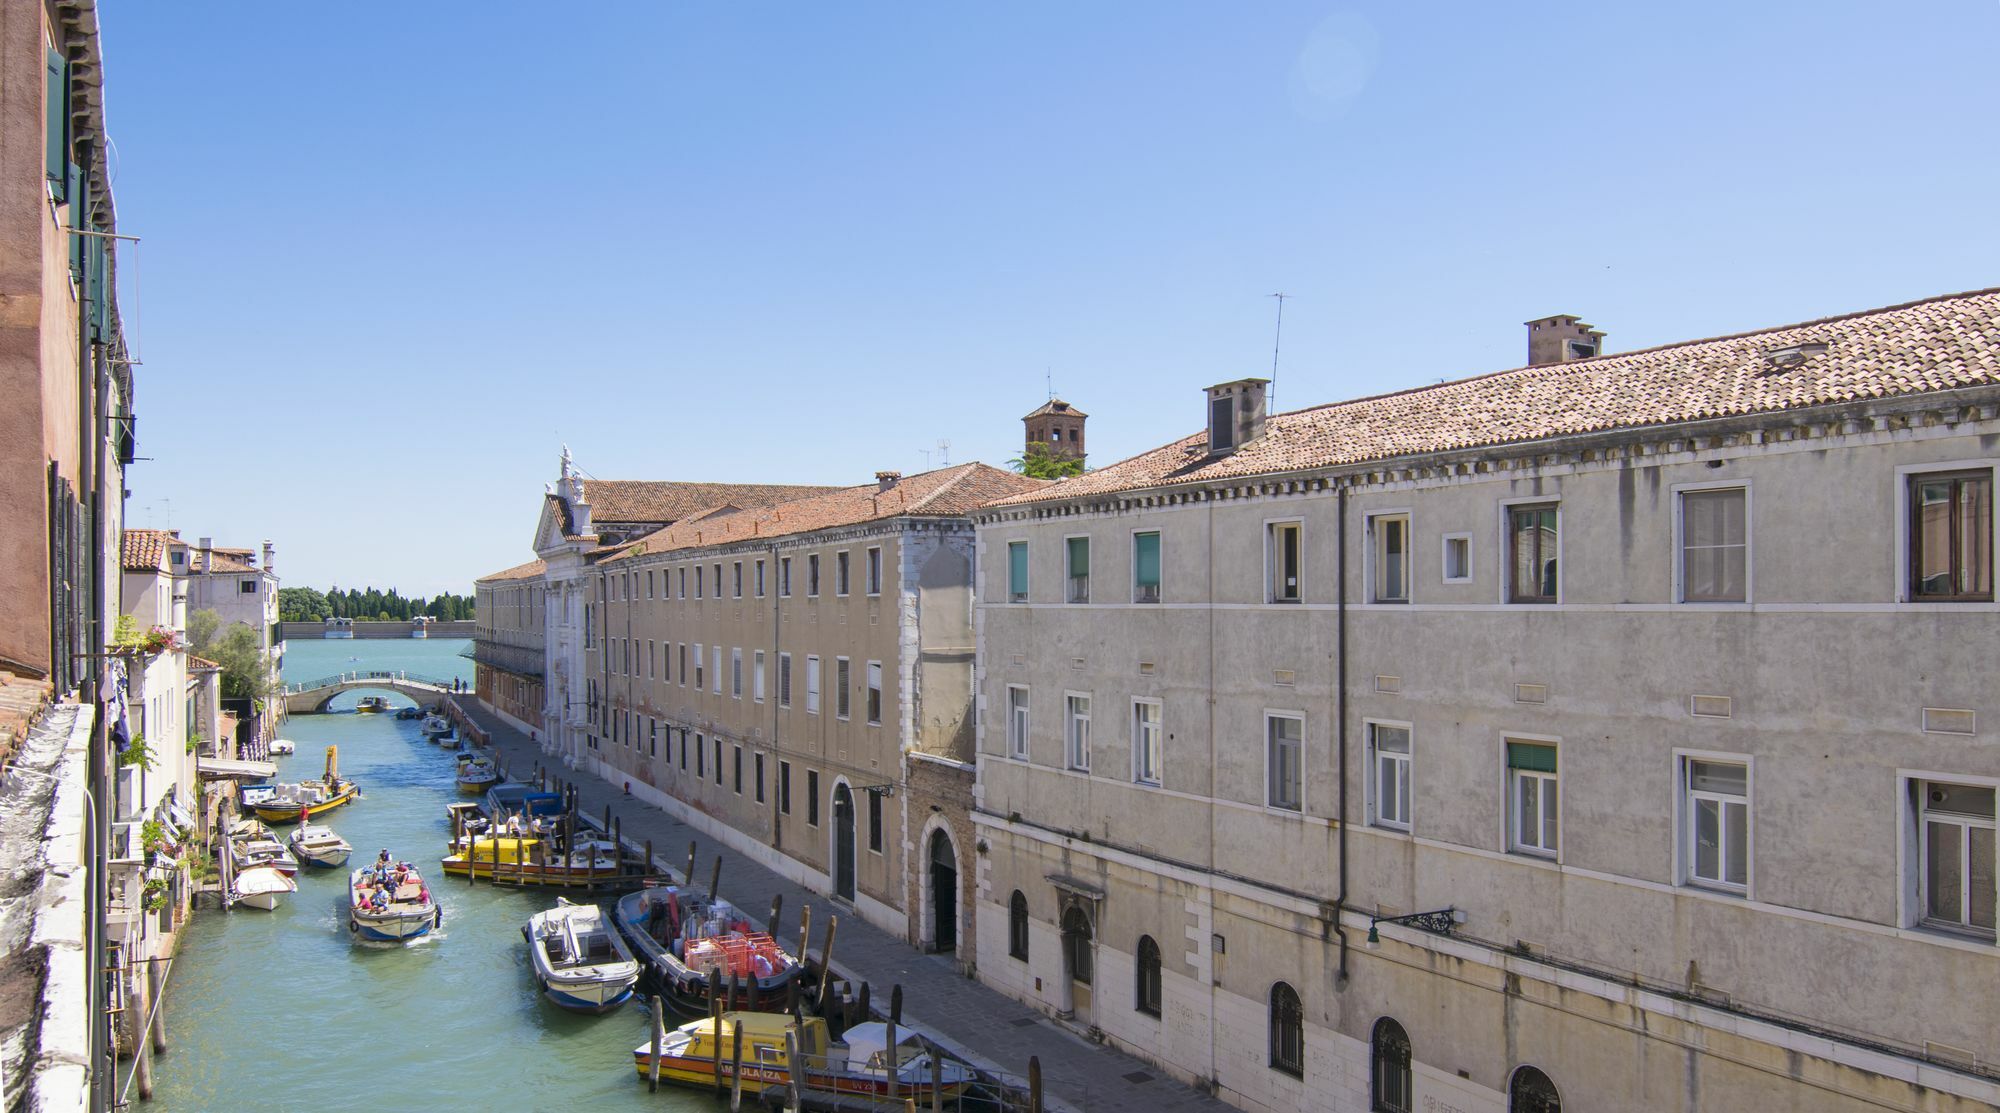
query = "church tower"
xmin=1023 ymin=399 xmax=1087 ymax=465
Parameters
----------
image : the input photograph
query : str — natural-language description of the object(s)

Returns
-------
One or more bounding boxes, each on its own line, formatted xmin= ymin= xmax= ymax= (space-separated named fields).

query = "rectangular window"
xmin=1910 ymin=471 xmax=1993 ymax=601
xmin=1681 ymin=487 xmax=1748 ymax=602
xmin=1008 ymin=541 xmax=1029 ymax=603
xmin=1442 ymin=534 xmax=1472 ymax=583
xmin=680 ymin=729 xmax=688 ymax=770
xmin=713 ymin=565 xmax=722 ymax=600
xmin=1508 ymin=741 xmax=1559 ymax=857
xmin=732 ymin=648 xmax=743 ymax=698
xmin=868 ymin=789 xmax=883 ymax=852
xmin=1685 ymin=758 xmax=1749 ymax=891
xmin=755 ymin=559 xmax=766 ymax=597
xmin=753 ymin=650 xmax=766 ymax=703
xmin=1065 ymin=694 xmax=1092 ymax=772
xmin=808 ymin=554 xmax=821 ymax=596
xmin=1133 ymin=532 xmax=1162 ymax=603
xmin=648 ymin=640 xmax=657 ymax=680
xmin=1371 ymin=514 xmax=1410 ymax=603
xmin=836 ymin=551 xmax=851 ymax=596
xmin=1065 ymin=537 xmax=1091 ymax=603
xmin=866 ymin=661 xmax=882 ymax=725
xmin=695 ymin=566 xmax=704 ymax=599
xmin=1268 ymin=522 xmax=1301 ymax=603
xmin=712 ymin=737 xmax=722 ymax=785
xmin=1508 ymin=504 xmax=1559 ymax=603
xmin=835 ymin=657 xmax=851 ymax=719
xmin=708 ymin=646 xmax=719 ymax=694
xmin=1132 ymin=699 xmax=1162 ymax=786
xmin=779 ymin=760 xmax=792 ymax=814
xmin=733 ymin=745 xmax=743 ymax=794
xmin=1007 ymin=686 xmax=1030 ymax=760
xmin=696 ymin=733 xmax=706 ymax=778
xmin=779 ymin=653 xmax=793 ymax=707
xmin=1209 ymin=395 xmax=1235 ymax=452
xmin=678 ymin=644 xmax=686 ymax=686
xmin=755 ymin=754 xmax=766 ymax=803
xmin=678 ymin=567 xmax=686 ymax=598
xmin=1267 ymin=714 xmax=1303 ymax=811
xmin=648 ymin=571 xmax=655 ymax=599
xmin=1370 ymin=723 xmax=1411 ymax=830
xmin=807 ymin=771 xmax=820 ymax=826
xmin=694 ymin=644 xmax=704 ymax=691
xmin=733 ymin=561 xmax=743 ymax=598
xmin=1916 ymin=780 xmax=1996 ymax=937
xmin=805 ymin=655 xmax=821 ymax=714
xmin=780 ymin=557 xmax=792 ymax=597
xmin=866 ymin=547 xmax=882 ymax=595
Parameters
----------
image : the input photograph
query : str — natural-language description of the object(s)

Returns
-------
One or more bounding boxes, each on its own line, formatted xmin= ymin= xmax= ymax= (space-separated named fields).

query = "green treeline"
xmin=278 ymin=585 xmax=475 ymax=623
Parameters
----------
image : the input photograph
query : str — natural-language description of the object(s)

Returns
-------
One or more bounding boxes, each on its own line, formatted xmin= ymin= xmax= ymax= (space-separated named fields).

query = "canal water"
xmin=150 ymin=638 xmax=718 ymax=1112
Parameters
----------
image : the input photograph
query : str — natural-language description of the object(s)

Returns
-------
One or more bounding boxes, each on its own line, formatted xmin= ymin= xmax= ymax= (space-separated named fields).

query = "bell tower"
xmin=1023 ymin=399 xmax=1088 ymax=464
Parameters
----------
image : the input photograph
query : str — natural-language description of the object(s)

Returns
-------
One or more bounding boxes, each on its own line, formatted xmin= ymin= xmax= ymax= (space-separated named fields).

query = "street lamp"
xmin=1365 ymin=906 xmax=1466 ymax=950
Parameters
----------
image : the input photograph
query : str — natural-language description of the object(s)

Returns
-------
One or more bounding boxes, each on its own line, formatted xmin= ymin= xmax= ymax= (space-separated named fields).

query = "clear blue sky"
xmin=105 ymin=1 xmax=2000 ymax=596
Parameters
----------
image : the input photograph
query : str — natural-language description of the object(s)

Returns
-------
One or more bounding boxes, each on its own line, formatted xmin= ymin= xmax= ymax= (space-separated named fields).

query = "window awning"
xmin=197 ymin=757 xmax=277 ymax=781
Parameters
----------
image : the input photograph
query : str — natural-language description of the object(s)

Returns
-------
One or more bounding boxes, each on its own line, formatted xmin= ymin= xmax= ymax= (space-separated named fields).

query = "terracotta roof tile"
xmin=607 ymin=464 xmax=1046 ymax=562
xmin=203 ymin=554 xmax=257 ymax=573
xmin=580 ymin=480 xmax=842 ymax=524
xmin=988 ymin=287 xmax=2000 ymax=508
xmin=120 ymin=529 xmax=176 ymax=572
xmin=476 ymin=558 xmax=548 ymax=584
xmin=188 ymin=656 xmax=221 ymax=671
xmin=1023 ymin=398 xmax=1087 ymax=419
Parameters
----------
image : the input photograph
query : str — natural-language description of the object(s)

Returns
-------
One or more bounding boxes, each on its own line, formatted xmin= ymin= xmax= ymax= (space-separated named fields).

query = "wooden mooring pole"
xmin=686 ymin=840 xmax=698 ymax=887
xmin=648 ymin=994 xmax=665 ymax=1092
xmin=730 ymin=1019 xmax=746 ymax=1113
xmin=709 ymin=968 xmax=726 ymax=1098
xmin=814 ymin=916 xmax=839 ymax=1012
xmin=1029 ymin=1056 xmax=1043 ymax=1113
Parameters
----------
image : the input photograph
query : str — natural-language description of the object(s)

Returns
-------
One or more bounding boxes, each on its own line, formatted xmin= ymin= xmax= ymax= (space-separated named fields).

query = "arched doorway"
xmin=928 ymin=828 xmax=958 ymax=952
xmin=831 ymin=783 xmax=856 ymax=901
xmin=1060 ymin=903 xmax=1093 ymax=1021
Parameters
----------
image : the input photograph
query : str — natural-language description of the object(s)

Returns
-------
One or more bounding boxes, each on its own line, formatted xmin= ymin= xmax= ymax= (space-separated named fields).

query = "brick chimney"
xmin=875 ymin=471 xmax=902 ymax=493
xmin=1526 ymin=315 xmax=1605 ymax=366
xmin=1205 ymin=378 xmax=1270 ymax=454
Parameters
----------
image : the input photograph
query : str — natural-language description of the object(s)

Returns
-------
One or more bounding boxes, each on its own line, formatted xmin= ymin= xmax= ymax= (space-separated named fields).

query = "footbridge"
xmin=282 ymin=671 xmax=462 ymax=714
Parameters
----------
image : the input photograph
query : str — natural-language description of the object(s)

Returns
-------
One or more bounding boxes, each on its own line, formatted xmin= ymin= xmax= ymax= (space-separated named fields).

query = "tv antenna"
xmin=936 ymin=438 xmax=951 ymax=467
xmin=1269 ymin=292 xmax=1291 ymax=412
xmin=1046 ymin=366 xmax=1055 ymax=401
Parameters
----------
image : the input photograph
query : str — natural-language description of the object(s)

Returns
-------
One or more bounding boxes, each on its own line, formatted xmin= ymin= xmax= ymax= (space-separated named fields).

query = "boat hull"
xmin=237 ymin=891 xmax=284 ymax=911
xmin=544 ymin=979 xmax=637 ymax=1014
xmin=351 ymin=913 xmax=436 ymax=942
xmin=628 ymin=1052 xmax=971 ymax=1100
xmin=250 ymin=785 xmax=357 ymax=825
xmin=295 ymin=847 xmax=351 ymax=869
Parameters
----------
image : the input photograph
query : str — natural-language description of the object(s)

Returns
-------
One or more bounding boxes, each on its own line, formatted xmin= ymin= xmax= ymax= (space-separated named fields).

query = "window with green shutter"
xmin=67 ymin=163 xmax=85 ymax=284
xmin=1133 ymin=532 xmax=1161 ymax=603
xmin=1007 ymin=541 xmax=1028 ymax=603
xmin=1506 ymin=741 xmax=1557 ymax=773
xmin=46 ymin=48 xmax=69 ymax=198
xmin=1065 ymin=536 xmax=1090 ymax=603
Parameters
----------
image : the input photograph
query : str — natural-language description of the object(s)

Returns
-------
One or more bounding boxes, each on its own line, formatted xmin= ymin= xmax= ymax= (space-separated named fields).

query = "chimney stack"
xmin=1205 ymin=378 xmax=1270 ymax=455
xmin=262 ymin=539 xmax=275 ymax=576
xmin=197 ymin=537 xmax=212 ymax=574
xmin=875 ymin=471 xmax=902 ymax=493
xmin=1526 ymin=315 xmax=1605 ymax=366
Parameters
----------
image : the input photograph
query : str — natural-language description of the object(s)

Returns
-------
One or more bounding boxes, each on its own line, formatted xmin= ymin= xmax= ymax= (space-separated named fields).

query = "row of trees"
xmin=278 ymin=585 xmax=475 ymax=623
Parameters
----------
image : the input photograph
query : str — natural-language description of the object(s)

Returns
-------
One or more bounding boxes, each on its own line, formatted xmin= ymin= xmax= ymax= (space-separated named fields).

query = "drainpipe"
xmin=1333 ymin=484 xmax=1350 ymax=984
xmin=1204 ymin=498 xmax=1219 ymax=1090
xmin=770 ymin=541 xmax=782 ymax=852
xmin=78 ymin=135 xmax=114 ymax=1113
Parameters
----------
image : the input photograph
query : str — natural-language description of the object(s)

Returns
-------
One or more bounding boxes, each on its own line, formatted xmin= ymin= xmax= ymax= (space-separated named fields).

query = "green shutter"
xmin=1007 ymin=541 xmax=1028 ymax=598
xmin=1506 ymin=741 xmax=1557 ymax=773
xmin=46 ymin=49 xmax=68 ymax=196
xmin=1066 ymin=536 xmax=1089 ymax=577
xmin=67 ymin=162 xmax=85 ymax=283
xmin=1133 ymin=532 xmax=1161 ymax=587
xmin=87 ymin=236 xmax=108 ymax=339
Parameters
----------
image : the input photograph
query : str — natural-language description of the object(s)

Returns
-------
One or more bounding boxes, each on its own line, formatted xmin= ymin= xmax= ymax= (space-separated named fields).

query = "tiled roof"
xmin=120 ymin=529 xmax=177 ymax=572
xmin=476 ymin=558 xmax=547 ymax=584
xmin=203 ymin=554 xmax=258 ymax=574
xmin=581 ymin=480 xmax=842 ymax=525
xmin=1024 ymin=398 xmax=1087 ymax=419
xmin=607 ymin=464 xmax=1046 ymax=562
xmin=188 ymin=656 xmax=221 ymax=671
xmin=988 ymin=287 xmax=2000 ymax=508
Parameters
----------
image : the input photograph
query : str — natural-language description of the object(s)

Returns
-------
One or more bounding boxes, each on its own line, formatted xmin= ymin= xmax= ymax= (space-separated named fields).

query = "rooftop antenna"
xmin=1046 ymin=366 xmax=1055 ymax=401
xmin=1269 ymin=292 xmax=1291 ymax=412
xmin=918 ymin=445 xmax=934 ymax=469
xmin=937 ymin=438 xmax=951 ymax=467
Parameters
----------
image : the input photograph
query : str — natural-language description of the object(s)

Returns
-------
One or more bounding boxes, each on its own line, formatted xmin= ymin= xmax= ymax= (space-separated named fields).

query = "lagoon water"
xmin=149 ymin=638 xmax=715 ymax=1112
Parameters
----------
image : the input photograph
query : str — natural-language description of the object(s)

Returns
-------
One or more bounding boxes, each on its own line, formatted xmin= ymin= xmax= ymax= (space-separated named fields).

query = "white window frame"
xmin=755 ymin=558 xmax=766 ymax=598
xmin=807 ymin=554 xmax=821 ymax=597
xmin=1131 ymin=698 xmax=1163 ymax=786
xmin=1498 ymin=497 xmax=1562 ymax=606
xmin=1264 ymin=711 xmax=1305 ymax=813
xmin=1505 ymin=734 xmax=1561 ymax=859
xmin=1006 ymin=685 xmax=1030 ymax=760
xmin=1005 ymin=539 xmax=1029 ymax=604
xmin=1265 ymin=518 xmax=1303 ymax=604
xmin=1131 ymin=528 xmax=1163 ymax=605
xmin=779 ymin=557 xmax=792 ymax=597
xmin=753 ymin=650 xmax=766 ymax=703
xmin=1894 ymin=459 xmax=1999 ymax=603
xmin=1062 ymin=534 xmax=1091 ymax=605
xmin=1899 ymin=769 xmax=1999 ymax=939
xmin=805 ymin=655 xmax=821 ymax=715
xmin=1675 ymin=750 xmax=1752 ymax=895
xmin=778 ymin=652 xmax=792 ymax=707
xmin=1672 ymin=480 xmax=1753 ymax=606
xmin=865 ymin=660 xmax=882 ymax=725
xmin=835 ymin=550 xmax=851 ymax=597
xmin=1365 ymin=719 xmax=1412 ymax=831
xmin=1441 ymin=532 xmax=1473 ymax=584
xmin=1365 ymin=510 xmax=1412 ymax=604
xmin=731 ymin=648 xmax=744 ymax=699
xmin=1064 ymin=692 xmax=1092 ymax=772
xmin=733 ymin=560 xmax=744 ymax=599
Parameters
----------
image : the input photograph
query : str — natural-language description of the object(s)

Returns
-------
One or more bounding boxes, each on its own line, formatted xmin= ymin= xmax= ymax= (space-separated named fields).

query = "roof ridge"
xmin=903 ymin=462 xmax=981 ymax=514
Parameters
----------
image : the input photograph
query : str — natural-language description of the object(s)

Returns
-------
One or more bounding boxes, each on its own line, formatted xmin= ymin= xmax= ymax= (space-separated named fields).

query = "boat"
xmin=440 ymin=831 xmax=649 ymax=889
xmin=348 ymin=859 xmax=441 ymax=942
xmin=395 ymin=706 xmax=421 ymax=721
xmin=456 ymin=754 xmax=501 ymax=795
xmin=232 ymin=865 xmax=297 ymax=911
xmin=287 ymin=823 xmax=354 ymax=869
xmin=613 ymin=885 xmax=803 ymax=1016
xmin=227 ymin=819 xmax=300 ymax=875
xmin=355 ymin=695 xmax=391 ymax=714
xmin=268 ymin=739 xmax=296 ymax=756
xmin=631 ymin=1012 xmax=975 ymax=1099
xmin=523 ymin=898 xmax=641 ymax=1013
xmin=240 ymin=747 xmax=358 ymax=824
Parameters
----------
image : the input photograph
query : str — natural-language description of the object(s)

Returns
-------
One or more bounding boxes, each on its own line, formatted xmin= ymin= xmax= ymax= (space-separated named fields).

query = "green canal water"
xmin=150 ymin=638 xmax=718 ymax=1112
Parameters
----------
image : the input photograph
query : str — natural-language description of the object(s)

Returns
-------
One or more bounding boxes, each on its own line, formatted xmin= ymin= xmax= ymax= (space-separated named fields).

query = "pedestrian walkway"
xmin=453 ymin=699 xmax=1233 ymax=1113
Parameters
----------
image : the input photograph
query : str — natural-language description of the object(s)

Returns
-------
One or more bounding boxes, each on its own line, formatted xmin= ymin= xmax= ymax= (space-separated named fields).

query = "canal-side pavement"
xmin=453 ymin=700 xmax=1235 ymax=1113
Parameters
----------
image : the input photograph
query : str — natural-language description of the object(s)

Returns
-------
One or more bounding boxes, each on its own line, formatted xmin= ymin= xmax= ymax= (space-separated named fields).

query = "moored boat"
xmin=287 ymin=823 xmax=354 ymax=869
xmin=631 ymin=1012 xmax=975 ymax=1099
xmin=240 ymin=746 xmax=357 ymax=824
xmin=524 ymin=898 xmax=641 ymax=1013
xmin=455 ymin=754 xmax=501 ymax=795
xmin=440 ymin=831 xmax=648 ymax=889
xmin=227 ymin=819 xmax=300 ymax=875
xmin=268 ymin=738 xmax=296 ymax=756
xmin=348 ymin=858 xmax=441 ymax=942
xmin=613 ymin=885 xmax=802 ymax=1016
xmin=395 ymin=706 xmax=421 ymax=721
xmin=232 ymin=864 xmax=297 ymax=911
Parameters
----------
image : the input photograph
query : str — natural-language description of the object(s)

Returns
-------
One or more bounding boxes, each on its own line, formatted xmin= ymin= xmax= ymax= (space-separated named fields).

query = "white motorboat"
xmin=287 ymin=823 xmax=353 ymax=869
xmin=233 ymin=865 xmax=297 ymax=910
xmin=268 ymin=739 xmax=296 ymax=756
xmin=525 ymin=898 xmax=640 ymax=1013
xmin=228 ymin=820 xmax=300 ymax=876
xmin=349 ymin=860 xmax=441 ymax=942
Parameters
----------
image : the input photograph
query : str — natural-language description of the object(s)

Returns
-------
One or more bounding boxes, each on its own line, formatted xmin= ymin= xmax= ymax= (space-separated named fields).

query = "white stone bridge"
xmin=281 ymin=671 xmax=460 ymax=714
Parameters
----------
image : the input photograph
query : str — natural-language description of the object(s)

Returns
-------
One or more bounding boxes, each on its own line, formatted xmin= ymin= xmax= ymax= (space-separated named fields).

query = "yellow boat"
xmin=439 ymin=832 xmax=650 ymax=889
xmin=243 ymin=746 xmax=359 ymax=824
xmin=631 ymin=1011 xmax=975 ymax=1099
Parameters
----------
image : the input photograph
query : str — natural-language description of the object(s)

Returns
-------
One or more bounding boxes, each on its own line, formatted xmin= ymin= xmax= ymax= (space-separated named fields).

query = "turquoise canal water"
xmin=150 ymin=638 xmax=718 ymax=1112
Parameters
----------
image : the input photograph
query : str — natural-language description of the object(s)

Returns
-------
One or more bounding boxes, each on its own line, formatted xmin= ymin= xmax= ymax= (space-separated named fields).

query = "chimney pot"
xmin=875 ymin=471 xmax=902 ymax=493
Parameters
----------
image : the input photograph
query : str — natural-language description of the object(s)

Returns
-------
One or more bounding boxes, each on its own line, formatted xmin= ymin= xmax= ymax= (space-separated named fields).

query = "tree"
xmin=278 ymin=586 xmax=331 ymax=622
xmin=186 ymin=608 xmax=221 ymax=653
xmin=206 ymin=623 xmax=274 ymax=702
xmin=1008 ymin=442 xmax=1086 ymax=479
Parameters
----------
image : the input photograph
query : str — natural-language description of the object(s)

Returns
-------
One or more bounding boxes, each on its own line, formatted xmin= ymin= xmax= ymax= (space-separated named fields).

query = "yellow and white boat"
xmin=632 ymin=1012 xmax=975 ymax=1099
xmin=241 ymin=746 xmax=358 ymax=824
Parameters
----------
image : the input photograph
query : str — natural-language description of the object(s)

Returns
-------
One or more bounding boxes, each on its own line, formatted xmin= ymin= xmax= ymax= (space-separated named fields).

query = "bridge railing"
xmin=281 ymin=670 xmax=463 ymax=695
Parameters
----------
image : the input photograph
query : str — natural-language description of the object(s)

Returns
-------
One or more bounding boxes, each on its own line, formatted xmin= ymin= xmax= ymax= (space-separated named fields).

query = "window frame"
xmin=1265 ymin=711 xmax=1305 ymax=813
xmin=1063 ymin=534 xmax=1091 ymax=604
xmin=1370 ymin=1017 xmax=1414 ymax=1113
xmin=733 ymin=560 xmax=744 ymax=599
xmin=1134 ymin=934 xmax=1162 ymax=1018
xmin=1266 ymin=518 xmax=1303 ymax=604
xmin=807 ymin=553 xmax=821 ymax=597
xmin=1268 ymin=981 xmax=1304 ymax=1078
xmin=778 ymin=652 xmax=792 ymax=707
xmin=865 ymin=660 xmax=882 ymax=726
xmin=779 ymin=759 xmax=792 ymax=815
xmin=1897 ymin=462 xmax=1996 ymax=603
xmin=1441 ymin=531 xmax=1473 ymax=584
xmin=806 ymin=770 xmax=820 ymax=827
xmin=731 ymin=648 xmax=744 ymax=698
xmin=1006 ymin=540 xmax=1029 ymax=604
xmin=805 ymin=655 xmax=821 ymax=715
xmin=1064 ymin=692 xmax=1092 ymax=773
xmin=1673 ymin=480 xmax=1752 ymax=605
xmin=866 ymin=546 xmax=882 ymax=596
xmin=1676 ymin=750 xmax=1753 ymax=894
xmin=1131 ymin=697 xmax=1163 ymax=787
xmin=1008 ymin=891 xmax=1030 ymax=960
xmin=1366 ymin=510 xmax=1412 ymax=604
xmin=836 ymin=550 xmax=851 ymax=597
xmin=1901 ymin=770 xmax=1999 ymax=940
xmin=835 ymin=656 xmax=851 ymax=720
xmin=753 ymin=650 xmax=766 ymax=703
xmin=755 ymin=558 xmax=766 ymax=598
xmin=1131 ymin=529 xmax=1162 ymax=604
xmin=1506 ymin=736 xmax=1561 ymax=859
xmin=1366 ymin=719 xmax=1413 ymax=832
xmin=779 ymin=557 xmax=792 ymax=597
xmin=1501 ymin=499 xmax=1561 ymax=605
xmin=867 ymin=788 xmax=883 ymax=853
xmin=1006 ymin=685 xmax=1030 ymax=760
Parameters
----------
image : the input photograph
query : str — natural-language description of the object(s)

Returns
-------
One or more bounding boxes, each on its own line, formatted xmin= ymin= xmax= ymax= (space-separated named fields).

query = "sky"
xmin=103 ymin=2 xmax=2000 ymax=596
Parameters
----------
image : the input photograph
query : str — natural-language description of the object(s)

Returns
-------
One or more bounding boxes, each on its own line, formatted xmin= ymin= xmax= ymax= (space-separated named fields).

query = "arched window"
xmin=1134 ymin=935 xmax=1162 ymax=1017
xmin=1060 ymin=905 xmax=1093 ymax=985
xmin=1370 ymin=1017 xmax=1412 ymax=1113
xmin=1268 ymin=981 xmax=1304 ymax=1077
xmin=1509 ymin=1066 xmax=1561 ymax=1113
xmin=1008 ymin=891 xmax=1029 ymax=960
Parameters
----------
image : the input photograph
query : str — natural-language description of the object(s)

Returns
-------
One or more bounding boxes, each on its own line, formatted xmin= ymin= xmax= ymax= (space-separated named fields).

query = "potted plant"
xmin=118 ymin=733 xmax=155 ymax=772
xmin=140 ymin=877 xmax=170 ymax=913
